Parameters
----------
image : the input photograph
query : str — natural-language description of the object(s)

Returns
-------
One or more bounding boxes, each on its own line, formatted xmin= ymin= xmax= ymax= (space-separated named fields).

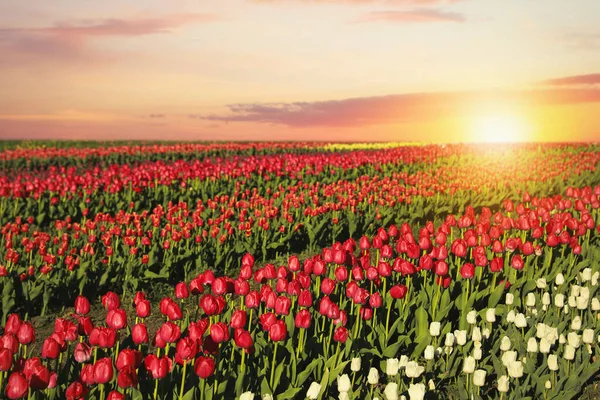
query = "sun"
xmin=469 ymin=113 xmax=531 ymax=143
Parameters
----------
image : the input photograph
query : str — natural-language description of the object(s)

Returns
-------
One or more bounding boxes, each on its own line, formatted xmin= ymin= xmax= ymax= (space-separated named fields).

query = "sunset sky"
xmin=1 ymin=0 xmax=599 ymax=142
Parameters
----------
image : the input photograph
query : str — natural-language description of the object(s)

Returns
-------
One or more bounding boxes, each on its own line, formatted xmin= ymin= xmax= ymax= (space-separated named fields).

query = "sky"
xmin=0 ymin=0 xmax=599 ymax=143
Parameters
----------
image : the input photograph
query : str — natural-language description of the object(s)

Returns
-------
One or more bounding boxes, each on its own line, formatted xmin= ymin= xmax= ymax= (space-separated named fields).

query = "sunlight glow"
xmin=470 ymin=113 xmax=531 ymax=143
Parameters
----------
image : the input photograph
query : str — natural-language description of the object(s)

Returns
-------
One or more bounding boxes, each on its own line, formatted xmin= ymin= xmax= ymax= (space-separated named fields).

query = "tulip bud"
xmin=498 ymin=375 xmax=510 ymax=393
xmin=194 ymin=356 xmax=215 ymax=379
xmin=429 ymin=322 xmax=441 ymax=337
xmin=350 ymin=357 xmax=361 ymax=372
xmin=384 ymin=382 xmax=399 ymax=400
xmin=306 ymin=382 xmax=322 ymax=399
xmin=424 ymin=345 xmax=435 ymax=360
xmin=485 ymin=308 xmax=496 ymax=323
xmin=466 ymin=310 xmax=477 ymax=325
xmin=367 ymin=368 xmax=379 ymax=385
xmin=473 ymin=369 xmax=486 ymax=387
xmin=527 ymin=338 xmax=538 ymax=353
xmin=337 ymin=374 xmax=351 ymax=393
xmin=462 ymin=356 xmax=475 ymax=374
xmin=548 ymin=354 xmax=559 ymax=371
xmin=74 ymin=296 xmax=91 ymax=315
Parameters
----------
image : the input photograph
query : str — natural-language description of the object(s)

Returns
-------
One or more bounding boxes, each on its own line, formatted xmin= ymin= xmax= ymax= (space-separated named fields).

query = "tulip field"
xmin=2 ymin=141 xmax=600 ymax=400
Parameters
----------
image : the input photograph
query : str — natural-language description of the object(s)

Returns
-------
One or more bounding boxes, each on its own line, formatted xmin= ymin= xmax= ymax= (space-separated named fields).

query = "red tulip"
xmin=275 ymin=296 xmax=292 ymax=316
xmin=77 ymin=316 xmax=94 ymax=337
xmin=0 ymin=348 xmax=13 ymax=371
xmin=260 ymin=312 xmax=277 ymax=331
xmin=460 ymin=263 xmax=475 ymax=279
xmin=390 ymin=284 xmax=408 ymax=299
xmin=116 ymin=365 xmax=138 ymax=389
xmin=369 ymin=292 xmax=383 ymax=309
xmin=359 ymin=236 xmax=371 ymax=251
xmin=107 ymin=390 xmax=126 ymax=400
xmin=80 ymin=364 xmax=95 ymax=386
xmin=65 ymin=381 xmax=89 ymax=400
xmin=245 ymin=291 xmax=260 ymax=309
xmin=288 ymin=255 xmax=301 ymax=272
xmin=16 ymin=322 xmax=35 ymax=345
xmin=320 ymin=278 xmax=336 ymax=295
xmin=378 ymin=261 xmax=392 ymax=277
xmin=189 ymin=277 xmax=204 ymax=295
xmin=175 ymin=282 xmax=189 ymax=299
xmin=511 ymin=254 xmax=524 ymax=270
xmin=268 ymin=320 xmax=287 ymax=342
xmin=74 ymin=296 xmax=90 ymax=315
xmin=210 ymin=322 xmax=230 ymax=344
xmin=93 ymin=357 xmax=114 ymax=384
xmin=234 ymin=279 xmax=250 ymax=296
xmin=360 ymin=307 xmax=373 ymax=321
xmin=136 ymin=299 xmax=151 ymax=318
xmin=212 ymin=277 xmax=228 ymax=295
xmin=116 ymin=349 xmax=142 ymax=370
xmin=23 ymin=357 xmax=50 ymax=390
xmin=230 ymin=310 xmax=247 ymax=329
xmin=5 ymin=314 xmax=21 ymax=336
xmin=160 ymin=298 xmax=183 ymax=321
xmin=156 ymin=322 xmax=181 ymax=346
xmin=101 ymin=292 xmax=120 ymax=311
xmin=1 ymin=334 xmax=19 ymax=354
xmin=295 ymin=309 xmax=312 ymax=329
xmin=187 ymin=320 xmax=209 ymax=344
xmin=54 ymin=318 xmax=78 ymax=342
xmin=490 ymin=257 xmax=504 ymax=273
xmin=89 ymin=327 xmax=116 ymax=349
xmin=73 ymin=342 xmax=92 ymax=363
xmin=5 ymin=372 xmax=28 ymax=399
xmin=131 ymin=323 xmax=149 ymax=345
xmin=333 ymin=326 xmax=349 ymax=343
xmin=106 ymin=308 xmax=127 ymax=330
xmin=233 ymin=329 xmax=253 ymax=349
xmin=194 ymin=356 xmax=215 ymax=379
xmin=41 ymin=337 xmax=60 ymax=360
xmin=144 ymin=354 xmax=173 ymax=379
xmin=175 ymin=337 xmax=197 ymax=363
xmin=298 ymin=289 xmax=313 ymax=307
xmin=199 ymin=294 xmax=219 ymax=316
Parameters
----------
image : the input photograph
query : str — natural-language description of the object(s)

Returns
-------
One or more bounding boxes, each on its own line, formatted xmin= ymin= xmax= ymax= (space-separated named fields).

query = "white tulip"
xmin=384 ymin=382 xmax=398 ymax=400
xmin=559 ymin=334 xmax=566 ymax=344
xmin=582 ymin=268 xmax=592 ymax=282
xmin=567 ymin=332 xmax=581 ymax=348
xmin=592 ymin=298 xmax=600 ymax=311
xmin=506 ymin=310 xmax=516 ymax=323
xmin=444 ymin=332 xmax=455 ymax=347
xmin=498 ymin=375 xmax=510 ymax=393
xmin=262 ymin=395 xmax=273 ymax=400
xmin=526 ymin=293 xmax=536 ymax=307
xmin=337 ymin=374 xmax=351 ymax=393
xmin=508 ymin=361 xmax=523 ymax=378
xmin=542 ymin=292 xmax=551 ymax=306
xmin=580 ymin=287 xmax=590 ymax=300
xmin=514 ymin=313 xmax=527 ymax=328
xmin=486 ymin=308 xmax=496 ymax=323
xmin=555 ymin=294 xmax=565 ymax=308
xmin=527 ymin=337 xmax=538 ymax=353
xmin=571 ymin=285 xmax=581 ymax=297
xmin=536 ymin=278 xmax=547 ymax=289
xmin=454 ymin=330 xmax=467 ymax=346
xmin=424 ymin=345 xmax=435 ymax=360
xmin=564 ymin=305 xmax=570 ymax=314
xmin=351 ymin=357 xmax=361 ymax=372
xmin=473 ymin=346 xmax=482 ymax=360
xmin=531 ymin=308 xmax=538 ymax=316
xmin=405 ymin=362 xmax=424 ymax=378
xmin=555 ymin=273 xmax=565 ymax=285
xmin=399 ymin=355 xmax=409 ymax=368
xmin=240 ymin=392 xmax=254 ymax=400
xmin=473 ymin=369 xmax=486 ymax=387
xmin=428 ymin=379 xmax=435 ymax=391
xmin=482 ymin=328 xmax=491 ymax=340
xmin=466 ymin=310 xmax=478 ymax=325
xmin=583 ymin=329 xmax=594 ymax=344
xmin=429 ymin=322 xmax=441 ymax=337
xmin=505 ymin=293 xmax=514 ymax=305
xmin=588 ymin=344 xmax=593 ymax=354
xmin=472 ymin=327 xmax=482 ymax=342
xmin=367 ymin=368 xmax=379 ymax=384
xmin=307 ymin=382 xmax=322 ymax=399
xmin=577 ymin=296 xmax=589 ymax=310
xmin=548 ymin=354 xmax=559 ymax=371
xmin=386 ymin=358 xmax=399 ymax=376
xmin=539 ymin=338 xmax=551 ymax=353
xmin=501 ymin=350 xmax=517 ymax=367
xmin=593 ymin=271 xmax=599 ymax=286
xmin=568 ymin=295 xmax=577 ymax=308
xmin=463 ymin=356 xmax=476 ymax=374
xmin=339 ymin=392 xmax=350 ymax=400
xmin=407 ymin=383 xmax=426 ymax=400
xmin=572 ymin=316 xmax=582 ymax=331
xmin=545 ymin=380 xmax=552 ymax=389
xmin=564 ymin=344 xmax=575 ymax=360
xmin=500 ymin=336 xmax=512 ymax=351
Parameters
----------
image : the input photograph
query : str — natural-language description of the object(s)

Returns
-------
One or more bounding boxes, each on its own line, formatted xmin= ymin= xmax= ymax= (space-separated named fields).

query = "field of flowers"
xmin=1 ymin=141 xmax=600 ymax=399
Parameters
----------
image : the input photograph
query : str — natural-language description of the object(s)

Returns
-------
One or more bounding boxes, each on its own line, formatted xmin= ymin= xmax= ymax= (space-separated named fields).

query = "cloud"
xmin=201 ymin=88 xmax=600 ymax=128
xmin=0 ymin=13 xmax=218 ymax=65
xmin=559 ymin=32 xmax=600 ymax=50
xmin=252 ymin=0 xmax=461 ymax=4
xmin=144 ymin=113 xmax=166 ymax=119
xmin=353 ymin=8 xmax=465 ymax=23
xmin=539 ymin=73 xmax=600 ymax=87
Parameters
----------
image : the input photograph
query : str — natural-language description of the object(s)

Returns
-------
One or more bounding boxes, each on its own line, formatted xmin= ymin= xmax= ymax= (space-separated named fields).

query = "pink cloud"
xmin=202 ymin=87 xmax=600 ymax=128
xmin=0 ymin=13 xmax=218 ymax=65
xmin=353 ymin=8 xmax=465 ymax=23
xmin=252 ymin=0 xmax=461 ymax=4
xmin=539 ymin=73 xmax=600 ymax=86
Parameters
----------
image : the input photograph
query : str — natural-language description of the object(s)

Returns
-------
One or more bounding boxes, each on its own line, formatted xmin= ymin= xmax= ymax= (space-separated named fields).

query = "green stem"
xmin=270 ymin=342 xmax=279 ymax=389
xmin=179 ymin=361 xmax=187 ymax=399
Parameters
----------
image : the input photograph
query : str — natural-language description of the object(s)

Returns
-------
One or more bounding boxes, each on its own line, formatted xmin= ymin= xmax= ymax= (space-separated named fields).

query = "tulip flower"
xmin=194 ymin=356 xmax=215 ymax=379
xmin=5 ymin=372 xmax=28 ymax=400
xmin=407 ymin=383 xmax=426 ymax=400
xmin=74 ymin=296 xmax=91 ymax=315
xmin=306 ymin=382 xmax=322 ymax=399
xmin=93 ymin=357 xmax=114 ymax=384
